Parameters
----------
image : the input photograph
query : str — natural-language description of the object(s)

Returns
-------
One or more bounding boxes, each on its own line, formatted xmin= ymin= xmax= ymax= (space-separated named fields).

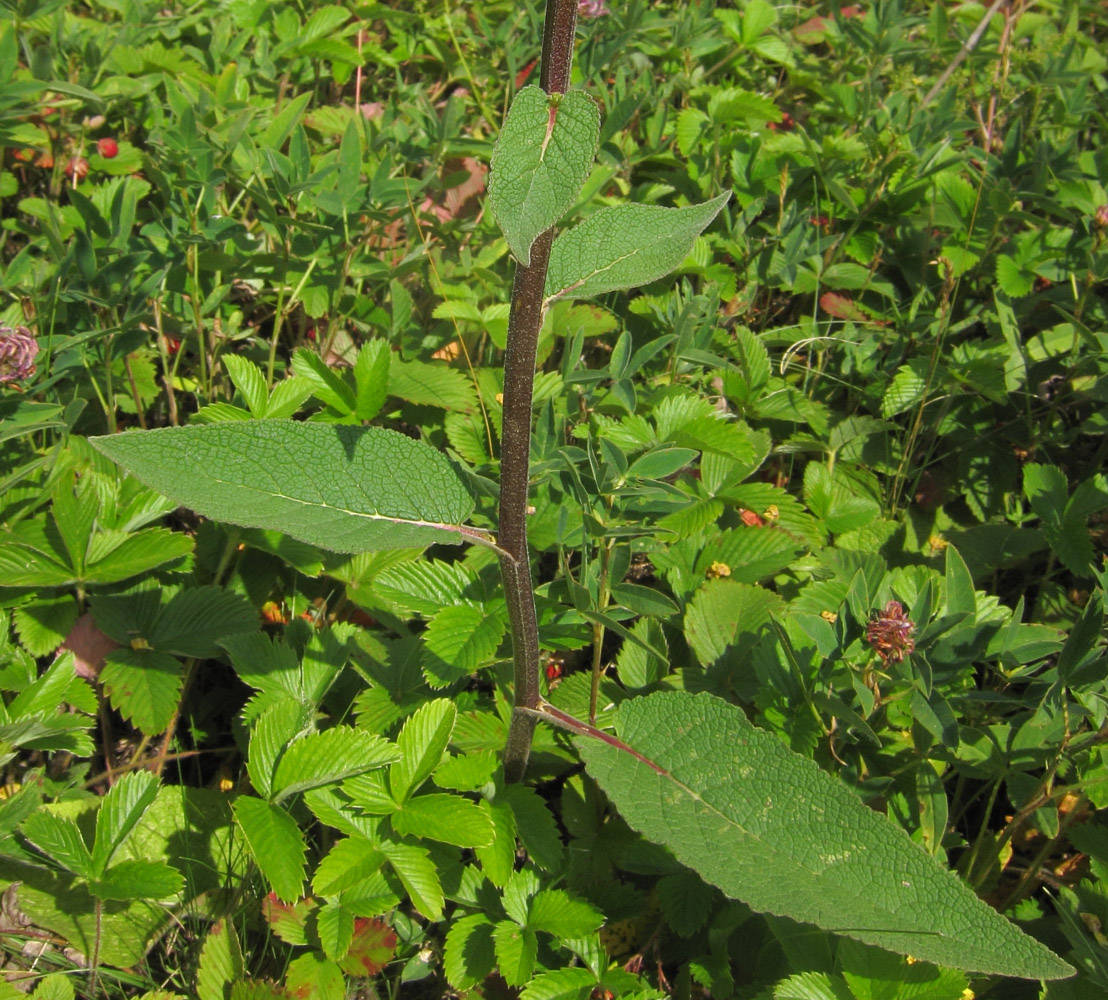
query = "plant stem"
xmin=500 ymin=0 xmax=578 ymax=784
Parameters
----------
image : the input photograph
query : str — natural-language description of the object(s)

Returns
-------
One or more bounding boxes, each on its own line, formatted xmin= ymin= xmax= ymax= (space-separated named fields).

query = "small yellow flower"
xmin=707 ymin=561 xmax=731 ymax=579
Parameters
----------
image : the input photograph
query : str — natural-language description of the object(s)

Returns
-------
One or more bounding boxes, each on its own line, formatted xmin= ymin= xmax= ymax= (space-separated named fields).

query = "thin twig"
xmin=919 ymin=0 xmax=1008 ymax=110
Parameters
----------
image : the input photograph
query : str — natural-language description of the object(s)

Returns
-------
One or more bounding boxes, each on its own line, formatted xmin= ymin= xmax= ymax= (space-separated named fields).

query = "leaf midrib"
xmin=612 ymin=725 xmax=953 ymax=935
xmin=201 ymin=473 xmax=467 ymax=533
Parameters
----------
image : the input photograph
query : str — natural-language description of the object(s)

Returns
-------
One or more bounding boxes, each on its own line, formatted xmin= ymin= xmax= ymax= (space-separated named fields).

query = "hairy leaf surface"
xmin=579 ymin=691 xmax=1072 ymax=979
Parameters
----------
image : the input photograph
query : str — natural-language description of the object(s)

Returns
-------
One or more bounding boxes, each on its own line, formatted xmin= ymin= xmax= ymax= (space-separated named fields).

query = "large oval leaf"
xmin=91 ymin=422 xmax=475 ymax=553
xmin=578 ymin=690 xmax=1072 ymax=980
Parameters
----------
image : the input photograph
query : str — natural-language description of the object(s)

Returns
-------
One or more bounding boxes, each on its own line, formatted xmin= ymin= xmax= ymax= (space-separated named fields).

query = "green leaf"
xmin=996 ymin=254 xmax=1034 ymax=297
xmin=0 ymin=540 xmax=71 ymax=587
xmin=432 ymin=749 xmax=499 ymax=791
xmin=1023 ymin=463 xmax=1105 ymax=577
xmin=390 ymin=698 xmax=456 ymax=802
xmin=260 ymin=92 xmax=313 ymax=149
xmin=380 ymin=839 xmax=444 ymax=920
xmin=248 ymin=699 xmax=313 ymax=800
xmin=313 ymin=837 xmax=385 ymax=896
xmin=390 ymin=793 xmax=495 ymax=847
xmin=93 ymin=859 xmax=184 ymax=901
xmin=494 ymin=920 xmax=538 ymax=987
xmin=26 ymin=975 xmax=75 ymax=1000
xmin=579 ymin=691 xmax=1073 ymax=979
xmin=272 ymin=727 xmax=400 ymax=802
xmin=625 ymin=447 xmax=699 ymax=481
xmin=545 ymin=194 xmax=730 ymax=302
xmin=50 ymin=472 xmax=96 ymax=574
xmin=610 ymin=583 xmax=679 ymax=617
xmin=839 ymin=938 xmax=969 ymax=1000
xmin=223 ymin=354 xmax=268 ymax=418
xmin=388 ymin=355 xmax=478 ymax=413
xmin=99 ymin=650 xmax=183 ymax=737
xmin=683 ymin=580 xmax=783 ymax=665
xmin=881 ymin=362 xmax=927 ymax=419
xmin=339 ymin=916 xmax=397 ymax=976
xmin=421 ymin=605 xmax=505 ymax=688
xmin=502 ymin=784 xmax=564 ymax=873
xmin=20 ymin=811 xmax=94 ymax=878
xmin=803 ymin=464 xmax=880 ymax=535
xmin=519 ymin=968 xmax=597 ymax=1000
xmin=264 ymin=375 xmax=314 ymax=420
xmin=773 ymin=971 xmax=854 ymax=1000
xmin=657 ymin=870 xmax=716 ymax=938
xmin=615 ymin=618 xmax=669 ymax=691
xmin=230 ymin=980 xmax=288 ymax=1000
xmin=488 ymin=86 xmax=600 ymax=266
xmin=317 ymin=901 xmax=355 ymax=962
xmin=943 ymin=545 xmax=976 ymax=618
xmin=353 ymin=339 xmax=390 ymax=421
xmin=148 ymin=586 xmax=258 ymax=658
xmin=702 ymin=527 xmax=802 ymax=584
xmin=444 ymin=912 xmax=496 ymax=989
xmin=1056 ymin=596 xmax=1104 ymax=685
xmin=290 ymin=348 xmax=356 ymax=414
xmin=91 ymin=769 xmax=159 ymax=875
xmin=233 ymin=796 xmax=306 ymax=903
xmin=284 ymin=953 xmax=344 ymax=1000
xmin=474 ymin=798 xmax=516 ymax=887
xmin=91 ymin=423 xmax=476 ymax=553
xmin=527 ymin=889 xmax=604 ymax=937
xmin=335 ymin=118 xmax=363 ymax=209
xmin=82 ymin=528 xmax=194 ymax=584
xmin=196 ymin=921 xmax=245 ymax=1000
xmin=12 ymin=595 xmax=78 ymax=657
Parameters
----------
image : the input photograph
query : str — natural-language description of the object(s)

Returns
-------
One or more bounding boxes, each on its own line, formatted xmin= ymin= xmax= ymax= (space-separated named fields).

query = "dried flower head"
xmin=1094 ymin=204 xmax=1108 ymax=230
xmin=866 ymin=600 xmax=916 ymax=664
xmin=578 ymin=0 xmax=610 ymax=18
xmin=0 ymin=325 xmax=39 ymax=384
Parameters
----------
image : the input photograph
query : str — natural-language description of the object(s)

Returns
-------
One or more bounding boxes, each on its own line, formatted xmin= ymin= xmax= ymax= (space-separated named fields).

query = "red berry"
xmin=97 ymin=137 xmax=118 ymax=158
xmin=65 ymin=156 xmax=88 ymax=180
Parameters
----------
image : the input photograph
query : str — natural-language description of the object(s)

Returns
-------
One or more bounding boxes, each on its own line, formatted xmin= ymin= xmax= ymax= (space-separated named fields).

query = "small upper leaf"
xmin=91 ymin=422 xmax=475 ymax=553
xmin=544 ymin=193 xmax=730 ymax=303
xmin=488 ymin=86 xmax=600 ymax=266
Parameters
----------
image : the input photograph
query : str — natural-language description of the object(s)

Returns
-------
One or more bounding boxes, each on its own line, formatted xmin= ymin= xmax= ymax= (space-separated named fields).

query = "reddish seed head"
xmin=866 ymin=600 xmax=916 ymax=664
xmin=65 ymin=156 xmax=89 ymax=180
xmin=97 ymin=137 xmax=119 ymax=158
xmin=1094 ymin=205 xmax=1108 ymax=229
xmin=578 ymin=0 xmax=610 ymax=17
xmin=0 ymin=325 xmax=40 ymax=384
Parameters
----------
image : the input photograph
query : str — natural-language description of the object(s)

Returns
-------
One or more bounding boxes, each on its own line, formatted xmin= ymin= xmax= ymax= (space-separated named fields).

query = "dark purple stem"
xmin=501 ymin=0 xmax=579 ymax=783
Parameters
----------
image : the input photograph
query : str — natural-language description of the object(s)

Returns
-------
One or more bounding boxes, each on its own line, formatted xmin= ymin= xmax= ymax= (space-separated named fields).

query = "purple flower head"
xmin=1094 ymin=204 xmax=1108 ymax=230
xmin=0 ymin=324 xmax=39 ymax=384
xmin=578 ymin=0 xmax=610 ymax=18
xmin=866 ymin=600 xmax=916 ymax=665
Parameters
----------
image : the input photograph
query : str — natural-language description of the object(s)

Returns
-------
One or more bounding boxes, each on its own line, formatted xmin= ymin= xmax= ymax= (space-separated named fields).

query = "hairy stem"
xmin=501 ymin=0 xmax=578 ymax=783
